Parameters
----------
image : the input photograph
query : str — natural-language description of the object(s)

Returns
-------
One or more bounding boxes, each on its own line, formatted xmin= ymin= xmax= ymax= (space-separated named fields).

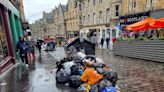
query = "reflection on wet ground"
xmin=0 ymin=48 xmax=164 ymax=92
xmin=0 ymin=48 xmax=77 ymax=92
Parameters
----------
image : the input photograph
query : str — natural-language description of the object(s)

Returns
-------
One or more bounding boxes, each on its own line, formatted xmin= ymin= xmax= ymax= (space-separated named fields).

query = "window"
xmin=93 ymin=0 xmax=96 ymax=6
xmin=133 ymin=0 xmax=136 ymax=9
xmin=70 ymin=12 xmax=71 ymax=18
xmin=93 ymin=13 xmax=96 ymax=24
xmin=128 ymin=0 xmax=132 ymax=13
xmin=79 ymin=4 xmax=82 ymax=11
xmin=147 ymin=0 xmax=150 ymax=7
xmin=115 ymin=5 xmax=120 ymax=17
xmin=151 ymin=0 xmax=156 ymax=7
xmin=151 ymin=0 xmax=156 ymax=4
xmin=83 ymin=16 xmax=85 ymax=25
xmin=70 ymin=23 xmax=72 ymax=28
xmin=0 ymin=12 xmax=8 ymax=61
xmin=147 ymin=0 xmax=156 ymax=7
xmin=99 ymin=11 xmax=103 ymax=24
xmin=106 ymin=8 xmax=110 ymax=23
xmin=99 ymin=0 xmax=102 ymax=3
xmin=83 ymin=2 xmax=85 ymax=11
xmin=79 ymin=16 xmax=82 ymax=24
xmin=76 ymin=22 xmax=78 ymax=28
xmin=88 ymin=15 xmax=90 ymax=25
xmin=129 ymin=0 xmax=136 ymax=13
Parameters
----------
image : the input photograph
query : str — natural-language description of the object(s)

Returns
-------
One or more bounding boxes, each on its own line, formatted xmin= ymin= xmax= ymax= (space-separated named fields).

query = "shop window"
xmin=0 ymin=13 xmax=9 ymax=61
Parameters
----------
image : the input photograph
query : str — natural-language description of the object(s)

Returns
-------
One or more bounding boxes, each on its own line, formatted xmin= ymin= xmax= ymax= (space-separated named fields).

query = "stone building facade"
xmin=79 ymin=0 xmax=122 ymax=49
xmin=30 ymin=19 xmax=45 ymax=39
xmin=30 ymin=5 xmax=67 ymax=41
xmin=30 ymin=0 xmax=164 ymax=45
xmin=16 ymin=0 xmax=26 ymax=21
xmin=54 ymin=4 xmax=67 ymax=41
xmin=121 ymin=0 xmax=164 ymax=16
xmin=64 ymin=0 xmax=81 ymax=38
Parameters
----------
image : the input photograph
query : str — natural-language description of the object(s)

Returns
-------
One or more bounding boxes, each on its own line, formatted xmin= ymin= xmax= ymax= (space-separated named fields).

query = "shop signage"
xmin=120 ymin=12 xmax=150 ymax=25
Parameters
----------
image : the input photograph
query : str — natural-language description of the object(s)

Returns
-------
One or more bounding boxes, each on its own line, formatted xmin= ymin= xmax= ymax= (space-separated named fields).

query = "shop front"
xmin=0 ymin=2 xmax=14 ymax=74
xmin=80 ymin=24 xmax=119 ymax=50
xmin=0 ymin=0 xmax=23 ymax=74
xmin=8 ymin=1 xmax=23 ymax=47
xmin=120 ymin=12 xmax=150 ymax=27
xmin=150 ymin=9 xmax=164 ymax=37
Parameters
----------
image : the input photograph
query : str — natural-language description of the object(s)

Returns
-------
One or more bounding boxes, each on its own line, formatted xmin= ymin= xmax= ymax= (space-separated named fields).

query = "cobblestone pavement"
xmin=96 ymin=50 xmax=164 ymax=92
xmin=0 ymin=48 xmax=164 ymax=92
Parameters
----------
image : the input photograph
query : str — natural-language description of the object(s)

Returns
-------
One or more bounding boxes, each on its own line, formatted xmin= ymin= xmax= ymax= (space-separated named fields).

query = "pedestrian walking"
xmin=106 ymin=37 xmax=110 ymax=49
xmin=27 ymin=36 xmax=35 ymax=64
xmin=59 ymin=41 xmax=62 ymax=46
xmin=36 ymin=39 xmax=42 ymax=53
xmin=16 ymin=36 xmax=29 ymax=67
xmin=100 ymin=38 xmax=104 ymax=49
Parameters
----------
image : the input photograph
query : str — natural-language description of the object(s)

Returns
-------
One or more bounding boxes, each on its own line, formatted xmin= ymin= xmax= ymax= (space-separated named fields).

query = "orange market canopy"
xmin=151 ymin=18 xmax=164 ymax=28
xmin=126 ymin=18 xmax=155 ymax=31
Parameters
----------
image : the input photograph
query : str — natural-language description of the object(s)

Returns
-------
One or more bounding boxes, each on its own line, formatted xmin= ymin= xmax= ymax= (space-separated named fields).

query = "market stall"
xmin=114 ymin=17 xmax=164 ymax=63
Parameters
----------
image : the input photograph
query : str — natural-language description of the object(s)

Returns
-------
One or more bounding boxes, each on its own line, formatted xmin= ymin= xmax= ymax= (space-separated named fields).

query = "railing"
xmin=113 ymin=40 xmax=164 ymax=63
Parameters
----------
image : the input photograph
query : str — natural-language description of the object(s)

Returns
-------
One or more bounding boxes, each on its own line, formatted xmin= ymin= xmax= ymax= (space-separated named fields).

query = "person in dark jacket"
xmin=100 ymin=38 xmax=104 ymax=49
xmin=106 ymin=37 xmax=110 ymax=49
xmin=16 ymin=36 xmax=29 ymax=65
xmin=36 ymin=40 xmax=42 ymax=53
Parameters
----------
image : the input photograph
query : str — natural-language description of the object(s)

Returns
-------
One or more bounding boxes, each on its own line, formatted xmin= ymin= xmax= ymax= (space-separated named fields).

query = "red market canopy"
xmin=151 ymin=18 xmax=164 ymax=28
xmin=126 ymin=18 xmax=155 ymax=31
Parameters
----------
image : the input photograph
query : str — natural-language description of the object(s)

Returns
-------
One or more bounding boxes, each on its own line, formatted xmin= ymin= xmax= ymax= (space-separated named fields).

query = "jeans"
xmin=20 ymin=53 xmax=28 ymax=64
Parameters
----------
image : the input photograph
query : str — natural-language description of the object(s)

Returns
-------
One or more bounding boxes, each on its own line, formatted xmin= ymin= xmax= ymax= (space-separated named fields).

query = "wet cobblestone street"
xmin=96 ymin=50 xmax=164 ymax=92
xmin=0 ymin=48 xmax=164 ymax=92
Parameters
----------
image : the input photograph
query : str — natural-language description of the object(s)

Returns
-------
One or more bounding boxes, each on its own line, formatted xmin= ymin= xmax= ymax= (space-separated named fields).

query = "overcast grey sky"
xmin=23 ymin=0 xmax=68 ymax=23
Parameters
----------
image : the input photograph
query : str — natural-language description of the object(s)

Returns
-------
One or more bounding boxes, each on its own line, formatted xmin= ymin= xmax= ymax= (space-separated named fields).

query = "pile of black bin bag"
xmin=55 ymin=52 xmax=118 ymax=91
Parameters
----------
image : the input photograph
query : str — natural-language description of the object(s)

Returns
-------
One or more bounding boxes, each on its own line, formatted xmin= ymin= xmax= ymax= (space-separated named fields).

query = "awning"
xmin=126 ymin=18 xmax=155 ymax=31
xmin=151 ymin=18 xmax=164 ymax=28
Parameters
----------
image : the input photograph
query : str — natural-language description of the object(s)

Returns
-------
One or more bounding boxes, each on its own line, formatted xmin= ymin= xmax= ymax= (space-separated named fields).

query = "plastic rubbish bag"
xmin=63 ymin=61 xmax=75 ymax=75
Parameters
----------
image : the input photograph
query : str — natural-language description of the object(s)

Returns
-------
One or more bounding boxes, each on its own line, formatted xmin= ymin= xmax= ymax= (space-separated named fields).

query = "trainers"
xmin=26 ymin=64 xmax=29 ymax=68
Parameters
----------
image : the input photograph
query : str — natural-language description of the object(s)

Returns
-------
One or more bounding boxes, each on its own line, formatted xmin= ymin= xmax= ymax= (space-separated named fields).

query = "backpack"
xmin=56 ymin=69 xmax=70 ymax=84
xmin=69 ymin=75 xmax=83 ymax=88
